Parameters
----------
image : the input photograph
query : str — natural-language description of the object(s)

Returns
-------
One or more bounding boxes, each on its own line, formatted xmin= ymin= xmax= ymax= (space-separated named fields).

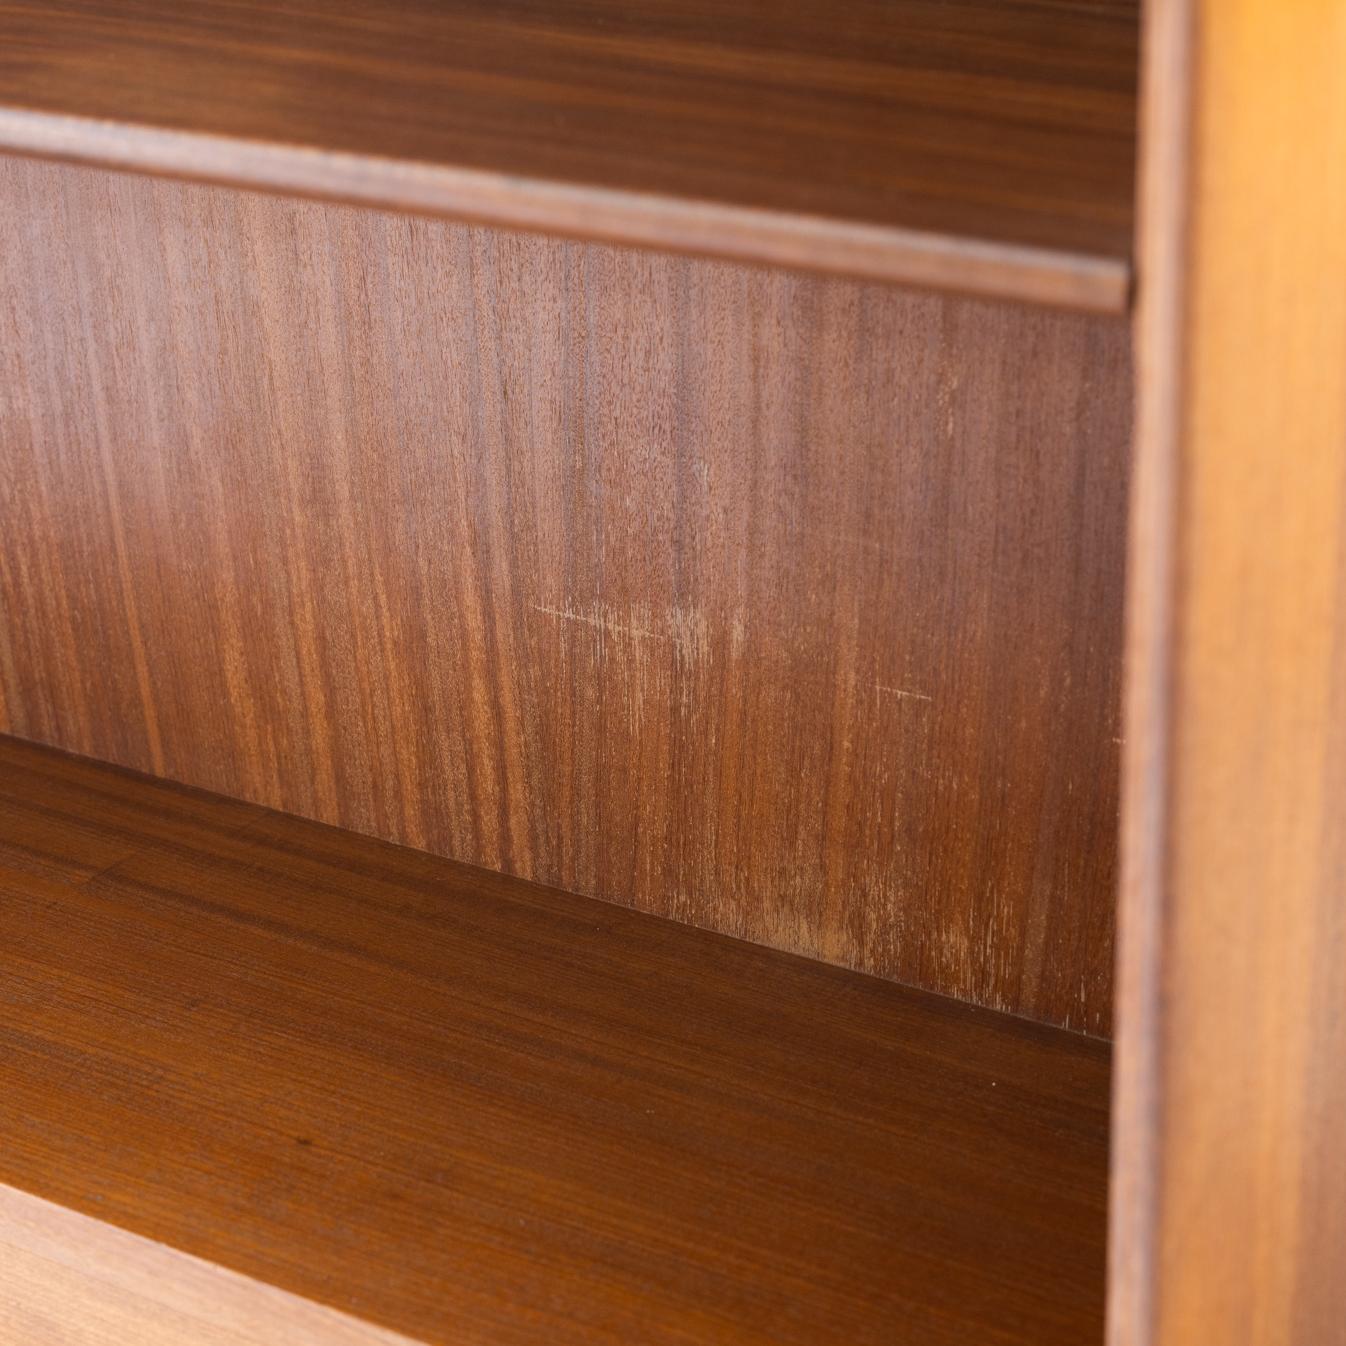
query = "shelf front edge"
xmin=0 ymin=106 xmax=1131 ymax=313
xmin=0 ymin=1183 xmax=420 ymax=1346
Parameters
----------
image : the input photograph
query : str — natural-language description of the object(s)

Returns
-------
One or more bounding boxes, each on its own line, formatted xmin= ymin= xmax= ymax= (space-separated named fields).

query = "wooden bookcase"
xmin=0 ymin=3 xmax=1339 ymax=1343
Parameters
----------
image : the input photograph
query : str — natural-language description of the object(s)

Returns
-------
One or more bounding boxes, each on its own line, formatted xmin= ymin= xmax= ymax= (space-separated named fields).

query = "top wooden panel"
xmin=0 ymin=0 xmax=1138 ymax=309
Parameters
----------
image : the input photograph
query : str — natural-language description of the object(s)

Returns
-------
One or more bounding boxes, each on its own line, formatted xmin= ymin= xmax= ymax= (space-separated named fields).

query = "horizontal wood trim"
xmin=0 ymin=109 xmax=1130 ymax=311
xmin=0 ymin=0 xmax=1139 ymax=308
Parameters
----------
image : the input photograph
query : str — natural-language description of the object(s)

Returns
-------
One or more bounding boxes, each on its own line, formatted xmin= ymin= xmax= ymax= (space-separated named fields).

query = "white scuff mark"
xmin=668 ymin=603 xmax=710 ymax=666
xmin=532 ymin=602 xmax=665 ymax=644
xmin=875 ymin=683 xmax=933 ymax=704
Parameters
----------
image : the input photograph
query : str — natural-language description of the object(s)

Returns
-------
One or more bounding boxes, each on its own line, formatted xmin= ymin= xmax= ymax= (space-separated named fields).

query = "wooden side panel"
xmin=0 ymin=155 xmax=1131 ymax=1032
xmin=1112 ymin=0 xmax=1346 ymax=1341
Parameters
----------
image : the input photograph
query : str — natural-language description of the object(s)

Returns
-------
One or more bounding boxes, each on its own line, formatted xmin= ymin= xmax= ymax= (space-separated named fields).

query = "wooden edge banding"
xmin=1108 ymin=0 xmax=1195 ymax=1340
xmin=0 ymin=1184 xmax=421 ymax=1346
xmin=0 ymin=105 xmax=1131 ymax=313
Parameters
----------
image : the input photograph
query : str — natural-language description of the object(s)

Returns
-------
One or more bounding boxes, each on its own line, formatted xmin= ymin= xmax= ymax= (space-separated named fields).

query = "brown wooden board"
xmin=1111 ymin=0 xmax=1346 ymax=1341
xmin=0 ymin=733 xmax=1111 ymax=1346
xmin=0 ymin=157 xmax=1131 ymax=1032
xmin=0 ymin=0 xmax=1138 ymax=307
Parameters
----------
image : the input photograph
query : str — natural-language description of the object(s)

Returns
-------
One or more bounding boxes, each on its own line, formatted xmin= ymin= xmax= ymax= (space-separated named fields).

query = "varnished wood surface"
xmin=0 ymin=1186 xmax=421 ymax=1346
xmin=0 ymin=734 xmax=1112 ymax=1346
xmin=0 ymin=157 xmax=1131 ymax=1033
xmin=1110 ymin=1 xmax=1346 ymax=1343
xmin=0 ymin=0 xmax=1138 ymax=308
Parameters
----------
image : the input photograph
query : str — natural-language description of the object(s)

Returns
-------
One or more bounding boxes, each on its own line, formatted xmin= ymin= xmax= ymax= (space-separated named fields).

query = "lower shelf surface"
xmin=0 ymin=734 xmax=1108 ymax=1345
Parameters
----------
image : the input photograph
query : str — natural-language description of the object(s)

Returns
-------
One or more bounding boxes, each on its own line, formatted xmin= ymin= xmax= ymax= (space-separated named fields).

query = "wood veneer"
xmin=0 ymin=1186 xmax=420 ymax=1346
xmin=1110 ymin=1 xmax=1346 ymax=1343
xmin=0 ymin=734 xmax=1111 ymax=1346
xmin=0 ymin=155 xmax=1131 ymax=1033
xmin=0 ymin=0 xmax=1139 ymax=308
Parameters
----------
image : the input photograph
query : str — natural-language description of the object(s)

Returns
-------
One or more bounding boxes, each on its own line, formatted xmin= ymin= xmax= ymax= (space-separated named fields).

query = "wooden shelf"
xmin=0 ymin=1 xmax=1138 ymax=310
xmin=0 ymin=734 xmax=1109 ymax=1345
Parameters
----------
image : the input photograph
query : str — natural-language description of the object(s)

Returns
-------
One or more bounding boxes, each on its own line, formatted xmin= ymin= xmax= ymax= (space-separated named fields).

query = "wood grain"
xmin=0 ymin=155 xmax=1131 ymax=1033
xmin=0 ymin=733 xmax=1111 ymax=1346
xmin=0 ymin=0 xmax=1139 ymax=308
xmin=1110 ymin=0 xmax=1346 ymax=1342
xmin=0 ymin=1186 xmax=420 ymax=1346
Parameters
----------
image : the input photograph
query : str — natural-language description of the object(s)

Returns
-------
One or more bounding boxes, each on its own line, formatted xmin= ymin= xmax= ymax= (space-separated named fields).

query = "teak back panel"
xmin=0 ymin=156 xmax=1130 ymax=1032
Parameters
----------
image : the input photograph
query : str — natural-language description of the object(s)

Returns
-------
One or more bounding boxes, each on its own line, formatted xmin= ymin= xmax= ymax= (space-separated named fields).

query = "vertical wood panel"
xmin=0 ymin=156 xmax=1131 ymax=1031
xmin=1112 ymin=0 xmax=1346 ymax=1340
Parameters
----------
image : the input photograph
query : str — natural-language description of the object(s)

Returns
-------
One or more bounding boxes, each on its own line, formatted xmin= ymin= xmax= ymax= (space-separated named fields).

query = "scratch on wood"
xmin=668 ymin=604 xmax=710 ymax=666
xmin=875 ymin=683 xmax=933 ymax=704
xmin=533 ymin=603 xmax=666 ymax=643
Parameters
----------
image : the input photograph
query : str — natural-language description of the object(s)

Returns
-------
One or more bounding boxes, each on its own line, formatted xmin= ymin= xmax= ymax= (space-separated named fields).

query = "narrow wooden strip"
xmin=0 ymin=108 xmax=1129 ymax=310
